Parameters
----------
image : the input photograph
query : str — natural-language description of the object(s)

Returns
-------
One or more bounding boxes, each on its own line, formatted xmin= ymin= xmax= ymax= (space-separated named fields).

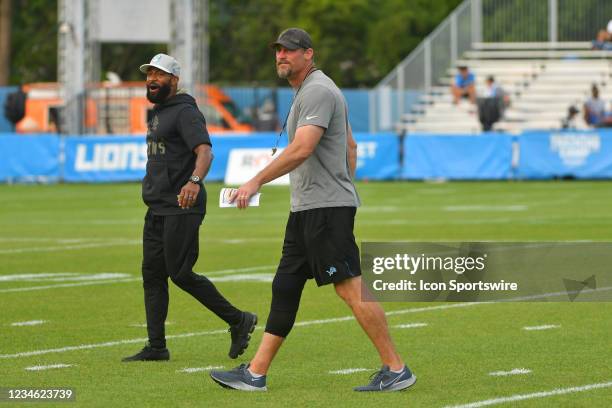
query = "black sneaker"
xmin=353 ymin=365 xmax=416 ymax=392
xmin=121 ymin=343 xmax=170 ymax=362
xmin=210 ymin=363 xmax=267 ymax=391
xmin=228 ymin=312 xmax=257 ymax=359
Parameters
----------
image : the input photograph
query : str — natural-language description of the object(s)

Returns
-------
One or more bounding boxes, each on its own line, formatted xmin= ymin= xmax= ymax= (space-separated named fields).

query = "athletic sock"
xmin=247 ymin=367 xmax=264 ymax=378
xmin=390 ymin=366 xmax=405 ymax=374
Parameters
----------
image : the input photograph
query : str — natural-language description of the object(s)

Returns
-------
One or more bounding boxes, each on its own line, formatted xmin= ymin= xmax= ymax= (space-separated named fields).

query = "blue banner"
xmin=354 ymin=132 xmax=400 ymax=180
xmin=59 ymin=132 xmax=396 ymax=182
xmin=63 ymin=136 xmax=147 ymax=182
xmin=518 ymin=130 xmax=612 ymax=179
xmin=0 ymin=134 xmax=60 ymax=182
xmin=402 ymin=134 xmax=513 ymax=180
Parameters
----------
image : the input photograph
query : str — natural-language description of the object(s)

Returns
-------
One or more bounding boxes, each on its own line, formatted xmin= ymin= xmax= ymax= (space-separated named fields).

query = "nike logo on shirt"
xmin=306 ymin=115 xmax=318 ymax=120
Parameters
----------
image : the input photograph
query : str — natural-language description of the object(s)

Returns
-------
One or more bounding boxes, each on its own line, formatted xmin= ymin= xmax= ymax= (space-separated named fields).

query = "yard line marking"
xmin=0 ymin=273 xmax=77 ymax=282
xmin=10 ymin=320 xmax=47 ymax=327
xmin=0 ymin=278 xmax=140 ymax=293
xmin=25 ymin=364 xmax=74 ymax=371
xmin=129 ymin=321 xmax=173 ymax=328
xmin=0 ymin=265 xmax=277 ymax=293
xmin=393 ymin=323 xmax=428 ymax=329
xmin=488 ymin=368 xmax=531 ymax=377
xmin=443 ymin=205 xmax=528 ymax=212
xmin=0 ymin=240 xmax=141 ymax=255
xmin=523 ymin=324 xmax=560 ymax=331
xmin=0 ymin=329 xmax=228 ymax=359
xmin=329 ymin=368 xmax=371 ymax=375
xmin=2 ymin=286 xmax=611 ymax=359
xmin=0 ymin=273 xmax=130 ymax=283
xmin=443 ymin=381 xmax=612 ymax=408
xmin=178 ymin=366 xmax=224 ymax=373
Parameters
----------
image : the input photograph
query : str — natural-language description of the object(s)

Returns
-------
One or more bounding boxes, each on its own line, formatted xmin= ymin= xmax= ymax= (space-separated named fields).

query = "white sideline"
xmin=523 ymin=324 xmax=560 ymax=331
xmin=443 ymin=381 xmax=612 ymax=408
xmin=488 ymin=368 xmax=531 ymax=377
xmin=25 ymin=364 xmax=74 ymax=371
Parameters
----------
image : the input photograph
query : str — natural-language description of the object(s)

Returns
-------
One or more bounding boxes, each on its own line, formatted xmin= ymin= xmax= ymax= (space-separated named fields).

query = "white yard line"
xmin=177 ymin=366 xmax=224 ymax=373
xmin=523 ymin=324 xmax=561 ymax=331
xmin=1 ymin=285 xmax=611 ymax=360
xmin=0 ymin=278 xmax=140 ymax=293
xmin=488 ymin=368 xmax=531 ymax=377
xmin=10 ymin=320 xmax=47 ymax=327
xmin=443 ymin=381 xmax=612 ymax=408
xmin=329 ymin=368 xmax=371 ymax=375
xmin=0 ymin=240 xmax=141 ymax=255
xmin=0 ymin=329 xmax=228 ymax=359
xmin=25 ymin=364 xmax=74 ymax=371
xmin=0 ymin=265 xmax=277 ymax=293
xmin=393 ymin=323 xmax=429 ymax=329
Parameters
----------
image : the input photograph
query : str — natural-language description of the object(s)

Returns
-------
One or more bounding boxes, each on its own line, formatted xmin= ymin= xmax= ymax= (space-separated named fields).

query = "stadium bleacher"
xmin=400 ymin=42 xmax=612 ymax=134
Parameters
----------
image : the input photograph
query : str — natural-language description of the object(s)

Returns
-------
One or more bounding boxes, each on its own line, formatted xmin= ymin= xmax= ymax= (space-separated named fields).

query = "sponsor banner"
xmin=354 ymin=132 xmax=400 ymax=180
xmin=63 ymin=136 xmax=147 ymax=182
xmin=518 ymin=130 xmax=612 ymax=179
xmin=0 ymin=134 xmax=60 ymax=182
xmin=361 ymin=242 xmax=612 ymax=302
xmin=402 ymin=134 xmax=514 ymax=180
xmin=225 ymin=148 xmax=289 ymax=185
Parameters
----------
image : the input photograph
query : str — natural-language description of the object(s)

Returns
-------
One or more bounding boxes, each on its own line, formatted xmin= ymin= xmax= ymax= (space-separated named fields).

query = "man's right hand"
xmin=229 ymin=178 xmax=261 ymax=210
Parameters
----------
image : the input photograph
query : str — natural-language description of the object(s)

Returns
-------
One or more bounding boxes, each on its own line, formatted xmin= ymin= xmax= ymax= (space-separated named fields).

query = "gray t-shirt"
xmin=286 ymin=70 xmax=361 ymax=212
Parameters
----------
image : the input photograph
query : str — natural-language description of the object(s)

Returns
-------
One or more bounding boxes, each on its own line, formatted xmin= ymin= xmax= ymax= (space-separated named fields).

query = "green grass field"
xmin=1 ymin=181 xmax=611 ymax=407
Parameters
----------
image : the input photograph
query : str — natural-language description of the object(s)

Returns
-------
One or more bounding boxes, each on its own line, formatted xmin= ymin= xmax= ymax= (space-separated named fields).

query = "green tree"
xmin=9 ymin=0 xmax=58 ymax=84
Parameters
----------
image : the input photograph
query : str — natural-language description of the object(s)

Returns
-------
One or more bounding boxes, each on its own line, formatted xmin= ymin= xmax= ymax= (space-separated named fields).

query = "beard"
xmin=276 ymin=63 xmax=292 ymax=79
xmin=146 ymin=82 xmax=172 ymax=103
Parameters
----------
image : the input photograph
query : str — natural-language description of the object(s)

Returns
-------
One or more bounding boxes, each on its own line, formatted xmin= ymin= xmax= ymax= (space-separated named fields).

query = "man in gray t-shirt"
xmin=210 ymin=28 xmax=415 ymax=393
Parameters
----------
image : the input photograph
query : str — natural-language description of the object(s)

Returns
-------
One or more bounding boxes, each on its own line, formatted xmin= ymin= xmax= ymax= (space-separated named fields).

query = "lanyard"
xmin=272 ymin=65 xmax=318 ymax=155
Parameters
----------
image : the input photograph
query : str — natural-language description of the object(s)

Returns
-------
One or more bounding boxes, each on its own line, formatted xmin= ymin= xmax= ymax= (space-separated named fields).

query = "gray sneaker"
xmin=353 ymin=365 xmax=416 ymax=392
xmin=210 ymin=363 xmax=267 ymax=391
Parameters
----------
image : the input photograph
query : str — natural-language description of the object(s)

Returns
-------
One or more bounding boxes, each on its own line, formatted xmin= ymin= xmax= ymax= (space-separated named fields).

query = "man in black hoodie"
xmin=122 ymin=54 xmax=257 ymax=362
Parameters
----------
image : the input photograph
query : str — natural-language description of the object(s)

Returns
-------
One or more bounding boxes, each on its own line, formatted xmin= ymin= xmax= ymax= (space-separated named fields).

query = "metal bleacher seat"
xmin=400 ymin=42 xmax=611 ymax=134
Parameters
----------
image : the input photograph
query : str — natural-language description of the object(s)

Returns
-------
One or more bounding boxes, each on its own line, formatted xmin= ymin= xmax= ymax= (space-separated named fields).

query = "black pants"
xmin=142 ymin=209 xmax=242 ymax=348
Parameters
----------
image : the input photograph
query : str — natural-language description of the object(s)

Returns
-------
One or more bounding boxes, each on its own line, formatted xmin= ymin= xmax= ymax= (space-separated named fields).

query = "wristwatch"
xmin=188 ymin=175 xmax=201 ymax=185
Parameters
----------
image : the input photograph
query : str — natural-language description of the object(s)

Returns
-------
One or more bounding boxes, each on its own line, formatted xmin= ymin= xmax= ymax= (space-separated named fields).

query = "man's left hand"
xmin=178 ymin=182 xmax=200 ymax=209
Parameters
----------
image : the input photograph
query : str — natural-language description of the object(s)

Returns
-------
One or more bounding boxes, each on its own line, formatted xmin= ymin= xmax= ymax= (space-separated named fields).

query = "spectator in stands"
xmin=592 ymin=19 xmax=612 ymax=50
xmin=583 ymin=84 xmax=606 ymax=126
xmin=451 ymin=65 xmax=476 ymax=105
xmin=561 ymin=106 xmax=579 ymax=130
xmin=476 ymin=76 xmax=509 ymax=131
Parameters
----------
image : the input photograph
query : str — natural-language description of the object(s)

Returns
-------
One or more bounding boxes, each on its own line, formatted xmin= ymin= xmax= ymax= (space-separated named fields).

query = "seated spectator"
xmin=584 ymin=84 xmax=606 ymax=126
xmin=561 ymin=106 xmax=579 ymax=130
xmin=451 ymin=65 xmax=476 ymax=105
xmin=592 ymin=19 xmax=612 ymax=50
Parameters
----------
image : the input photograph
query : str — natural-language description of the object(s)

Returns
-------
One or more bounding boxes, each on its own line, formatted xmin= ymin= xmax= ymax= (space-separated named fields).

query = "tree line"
xmin=2 ymin=0 xmax=462 ymax=88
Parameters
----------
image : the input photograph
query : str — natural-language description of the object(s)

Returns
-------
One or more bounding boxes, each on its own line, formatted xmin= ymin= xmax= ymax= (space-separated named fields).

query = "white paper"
xmin=219 ymin=188 xmax=261 ymax=208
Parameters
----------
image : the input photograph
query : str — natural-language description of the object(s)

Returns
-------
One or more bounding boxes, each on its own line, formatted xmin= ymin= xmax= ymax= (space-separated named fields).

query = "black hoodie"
xmin=142 ymin=93 xmax=211 ymax=215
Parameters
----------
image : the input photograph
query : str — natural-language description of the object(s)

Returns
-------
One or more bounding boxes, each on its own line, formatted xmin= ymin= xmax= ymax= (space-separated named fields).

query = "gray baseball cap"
xmin=270 ymin=28 xmax=313 ymax=50
xmin=139 ymin=53 xmax=181 ymax=77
